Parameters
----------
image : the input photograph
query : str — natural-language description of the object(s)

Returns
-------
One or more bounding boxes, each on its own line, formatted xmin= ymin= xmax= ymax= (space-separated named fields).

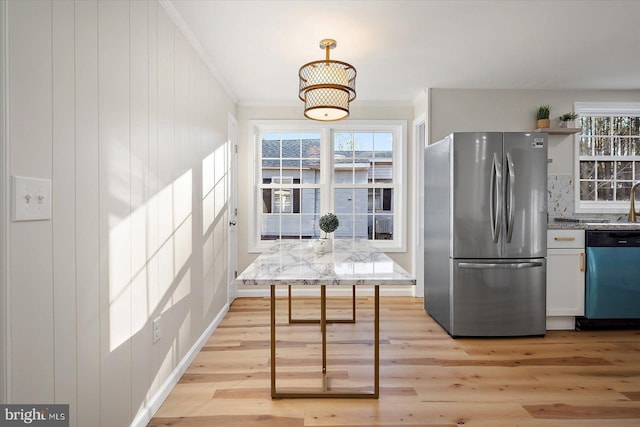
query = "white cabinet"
xmin=546 ymin=230 xmax=585 ymax=326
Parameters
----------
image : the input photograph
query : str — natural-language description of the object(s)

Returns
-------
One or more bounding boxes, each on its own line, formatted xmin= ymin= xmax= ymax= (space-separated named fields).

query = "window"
xmin=333 ymin=131 xmax=396 ymax=241
xmin=259 ymin=132 xmax=321 ymax=240
xmin=251 ymin=120 xmax=406 ymax=251
xmin=575 ymin=102 xmax=640 ymax=213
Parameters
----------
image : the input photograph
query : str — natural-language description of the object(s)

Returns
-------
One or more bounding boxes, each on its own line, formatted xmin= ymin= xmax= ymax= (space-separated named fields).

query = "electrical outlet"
xmin=153 ymin=317 xmax=161 ymax=343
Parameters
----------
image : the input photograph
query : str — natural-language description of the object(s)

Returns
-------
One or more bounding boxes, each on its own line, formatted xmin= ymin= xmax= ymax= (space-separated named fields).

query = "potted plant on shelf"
xmin=536 ymin=105 xmax=551 ymax=129
xmin=314 ymin=213 xmax=339 ymax=254
xmin=559 ymin=112 xmax=579 ymax=128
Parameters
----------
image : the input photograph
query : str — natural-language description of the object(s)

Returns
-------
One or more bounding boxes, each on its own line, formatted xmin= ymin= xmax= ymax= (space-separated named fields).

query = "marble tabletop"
xmin=236 ymin=239 xmax=416 ymax=287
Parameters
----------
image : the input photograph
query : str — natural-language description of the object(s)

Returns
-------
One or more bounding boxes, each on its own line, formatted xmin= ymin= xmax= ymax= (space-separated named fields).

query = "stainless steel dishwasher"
xmin=576 ymin=230 xmax=640 ymax=330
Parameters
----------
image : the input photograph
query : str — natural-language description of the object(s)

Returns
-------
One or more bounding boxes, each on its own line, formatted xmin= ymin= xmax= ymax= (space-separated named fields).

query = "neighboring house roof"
xmin=261 ymin=137 xmax=391 ymax=169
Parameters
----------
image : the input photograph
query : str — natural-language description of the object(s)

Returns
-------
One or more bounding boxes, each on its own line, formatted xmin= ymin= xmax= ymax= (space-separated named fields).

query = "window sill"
xmin=574 ymin=201 xmax=630 ymax=214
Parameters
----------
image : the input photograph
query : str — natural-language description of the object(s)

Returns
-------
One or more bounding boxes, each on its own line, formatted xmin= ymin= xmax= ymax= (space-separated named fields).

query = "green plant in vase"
xmin=559 ymin=112 xmax=579 ymax=127
xmin=315 ymin=213 xmax=339 ymax=254
xmin=536 ymin=105 xmax=551 ymax=129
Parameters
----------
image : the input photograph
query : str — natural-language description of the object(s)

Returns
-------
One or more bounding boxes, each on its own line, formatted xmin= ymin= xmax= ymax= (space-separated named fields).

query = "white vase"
xmin=313 ymin=238 xmax=332 ymax=254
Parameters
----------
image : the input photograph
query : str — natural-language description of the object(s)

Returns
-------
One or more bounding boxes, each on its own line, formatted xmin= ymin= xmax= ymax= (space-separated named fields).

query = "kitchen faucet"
xmin=629 ymin=181 xmax=640 ymax=222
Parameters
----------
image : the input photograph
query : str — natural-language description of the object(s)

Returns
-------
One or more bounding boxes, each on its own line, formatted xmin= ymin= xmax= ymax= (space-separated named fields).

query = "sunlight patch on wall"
xmin=131 ymin=264 xmax=149 ymax=336
xmin=131 ymin=204 xmax=149 ymax=334
xmin=109 ymin=212 xmax=132 ymax=351
xmin=202 ymin=232 xmax=214 ymax=313
xmin=214 ymin=143 xmax=226 ymax=185
xmin=203 ymin=190 xmax=214 ymax=235
xmin=109 ymin=169 xmax=194 ymax=352
xmin=202 ymin=144 xmax=228 ymax=236
xmin=214 ymin=176 xmax=226 ymax=220
xmin=201 ymin=142 xmax=230 ymax=316
xmin=203 ymin=229 xmax=214 ymax=276
xmin=171 ymin=267 xmax=191 ymax=311
xmin=202 ymin=151 xmax=214 ymax=198
xmin=173 ymin=170 xmax=192 ymax=226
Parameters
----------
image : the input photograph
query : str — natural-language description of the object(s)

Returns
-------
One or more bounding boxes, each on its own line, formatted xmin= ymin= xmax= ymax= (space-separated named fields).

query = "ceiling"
xmin=170 ymin=0 xmax=640 ymax=106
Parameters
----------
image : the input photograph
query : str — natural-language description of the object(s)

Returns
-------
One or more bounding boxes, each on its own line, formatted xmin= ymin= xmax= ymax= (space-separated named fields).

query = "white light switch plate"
xmin=12 ymin=176 xmax=52 ymax=221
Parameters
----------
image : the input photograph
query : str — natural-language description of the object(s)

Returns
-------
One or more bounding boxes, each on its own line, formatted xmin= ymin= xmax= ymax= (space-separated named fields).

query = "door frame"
xmin=412 ymin=112 xmax=427 ymax=298
xmin=227 ymin=113 xmax=238 ymax=304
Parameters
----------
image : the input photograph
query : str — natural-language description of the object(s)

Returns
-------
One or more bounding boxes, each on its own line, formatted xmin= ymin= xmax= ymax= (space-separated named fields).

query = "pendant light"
xmin=298 ymin=39 xmax=357 ymax=121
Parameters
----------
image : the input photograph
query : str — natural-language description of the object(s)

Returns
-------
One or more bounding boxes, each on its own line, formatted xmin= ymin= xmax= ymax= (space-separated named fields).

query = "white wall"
xmin=429 ymin=89 xmax=640 ymax=175
xmin=236 ymin=104 xmax=415 ymax=276
xmin=5 ymin=1 xmax=235 ymax=425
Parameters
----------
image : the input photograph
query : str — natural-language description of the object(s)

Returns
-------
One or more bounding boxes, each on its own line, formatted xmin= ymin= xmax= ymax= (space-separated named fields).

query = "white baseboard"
xmin=237 ymin=287 xmax=416 ymax=298
xmin=130 ymin=302 xmax=230 ymax=427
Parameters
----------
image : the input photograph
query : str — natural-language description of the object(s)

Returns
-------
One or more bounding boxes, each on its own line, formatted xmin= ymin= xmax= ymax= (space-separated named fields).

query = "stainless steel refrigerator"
xmin=424 ymin=132 xmax=547 ymax=337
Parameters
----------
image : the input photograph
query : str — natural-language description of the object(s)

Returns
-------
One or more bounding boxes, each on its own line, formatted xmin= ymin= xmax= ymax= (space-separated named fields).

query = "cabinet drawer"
xmin=547 ymin=230 xmax=585 ymax=249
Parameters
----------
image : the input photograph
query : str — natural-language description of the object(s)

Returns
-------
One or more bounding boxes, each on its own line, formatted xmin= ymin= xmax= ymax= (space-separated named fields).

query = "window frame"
xmin=574 ymin=102 xmax=640 ymax=213
xmin=249 ymin=120 xmax=407 ymax=253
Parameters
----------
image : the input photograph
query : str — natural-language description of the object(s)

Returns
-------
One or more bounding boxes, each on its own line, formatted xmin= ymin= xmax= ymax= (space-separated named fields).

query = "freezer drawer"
xmin=450 ymin=258 xmax=546 ymax=337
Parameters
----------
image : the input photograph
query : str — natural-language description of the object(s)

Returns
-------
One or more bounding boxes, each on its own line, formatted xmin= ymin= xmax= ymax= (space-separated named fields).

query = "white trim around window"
xmin=248 ymin=120 xmax=407 ymax=253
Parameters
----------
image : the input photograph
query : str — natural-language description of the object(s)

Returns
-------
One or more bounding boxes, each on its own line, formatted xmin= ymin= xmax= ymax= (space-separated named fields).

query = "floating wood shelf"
xmin=533 ymin=127 xmax=581 ymax=135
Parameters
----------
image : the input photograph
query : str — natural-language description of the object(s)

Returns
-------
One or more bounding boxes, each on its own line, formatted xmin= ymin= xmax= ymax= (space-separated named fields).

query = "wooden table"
xmin=236 ymin=239 xmax=415 ymax=399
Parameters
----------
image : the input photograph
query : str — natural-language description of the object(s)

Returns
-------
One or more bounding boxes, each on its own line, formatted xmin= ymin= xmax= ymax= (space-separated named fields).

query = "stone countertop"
xmin=236 ymin=239 xmax=416 ymax=287
xmin=548 ymin=221 xmax=640 ymax=230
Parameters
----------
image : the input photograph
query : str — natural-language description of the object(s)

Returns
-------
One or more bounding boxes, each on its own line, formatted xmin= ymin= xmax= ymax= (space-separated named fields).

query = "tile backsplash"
xmin=548 ymin=175 xmax=627 ymax=222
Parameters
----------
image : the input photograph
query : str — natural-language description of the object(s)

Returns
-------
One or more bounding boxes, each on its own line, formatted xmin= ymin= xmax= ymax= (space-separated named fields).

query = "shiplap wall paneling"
xmin=171 ymin=28 xmax=194 ymax=362
xmin=98 ymin=1 xmax=133 ymax=426
xmin=149 ymin=5 xmax=176 ymax=399
xmin=7 ymin=1 xmax=236 ymax=425
xmin=51 ymin=0 xmax=77 ymax=416
xmin=74 ymin=1 xmax=101 ymax=425
xmin=144 ymin=0 xmax=161 ymax=404
xmin=130 ymin=0 xmax=153 ymax=420
xmin=8 ymin=0 xmax=55 ymax=402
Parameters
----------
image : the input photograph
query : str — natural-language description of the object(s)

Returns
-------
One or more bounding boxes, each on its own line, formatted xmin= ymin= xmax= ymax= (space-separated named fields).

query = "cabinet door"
xmin=546 ymin=249 xmax=585 ymax=316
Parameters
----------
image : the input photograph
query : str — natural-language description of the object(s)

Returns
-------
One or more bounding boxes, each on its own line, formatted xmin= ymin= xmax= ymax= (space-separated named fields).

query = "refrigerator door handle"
xmin=490 ymin=153 xmax=502 ymax=243
xmin=459 ymin=262 xmax=544 ymax=269
xmin=505 ymin=152 xmax=516 ymax=243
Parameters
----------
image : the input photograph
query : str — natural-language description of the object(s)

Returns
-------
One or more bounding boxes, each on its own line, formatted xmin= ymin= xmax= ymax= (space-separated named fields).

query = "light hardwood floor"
xmin=149 ymin=295 xmax=640 ymax=426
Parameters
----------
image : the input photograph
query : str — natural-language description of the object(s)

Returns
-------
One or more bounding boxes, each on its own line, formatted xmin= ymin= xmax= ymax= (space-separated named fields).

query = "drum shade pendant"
xmin=298 ymin=39 xmax=357 ymax=121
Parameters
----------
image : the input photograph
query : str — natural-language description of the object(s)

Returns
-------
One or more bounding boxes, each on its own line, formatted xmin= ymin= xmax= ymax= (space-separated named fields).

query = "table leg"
xmin=271 ymin=284 xmax=379 ymax=399
xmin=270 ymin=284 xmax=276 ymax=398
xmin=288 ymin=284 xmax=356 ymax=324
xmin=352 ymin=284 xmax=357 ymax=321
xmin=374 ymin=285 xmax=380 ymax=398
xmin=321 ymin=285 xmax=327 ymax=391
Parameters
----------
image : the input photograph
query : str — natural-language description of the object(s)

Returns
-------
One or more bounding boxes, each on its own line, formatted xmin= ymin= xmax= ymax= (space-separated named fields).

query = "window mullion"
xmin=323 ymin=128 xmax=333 ymax=214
